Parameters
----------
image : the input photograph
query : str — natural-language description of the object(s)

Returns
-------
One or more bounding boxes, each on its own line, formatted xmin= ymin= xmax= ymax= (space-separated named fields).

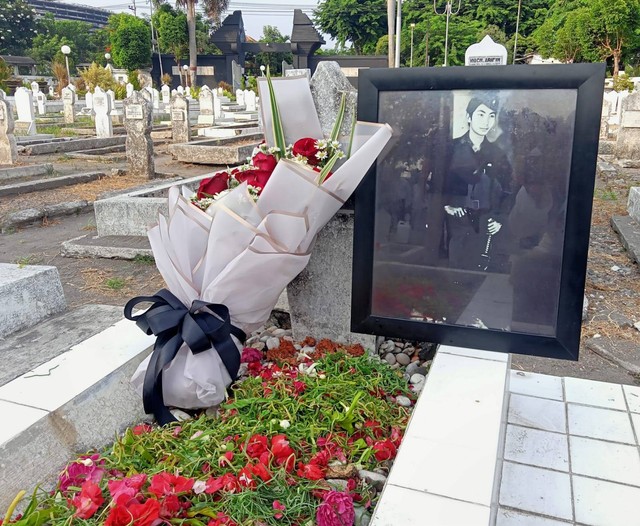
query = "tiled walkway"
xmin=497 ymin=370 xmax=640 ymax=526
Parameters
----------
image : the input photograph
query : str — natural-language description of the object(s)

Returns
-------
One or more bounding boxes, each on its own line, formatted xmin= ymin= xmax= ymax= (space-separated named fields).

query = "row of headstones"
xmin=605 ymin=89 xmax=640 ymax=160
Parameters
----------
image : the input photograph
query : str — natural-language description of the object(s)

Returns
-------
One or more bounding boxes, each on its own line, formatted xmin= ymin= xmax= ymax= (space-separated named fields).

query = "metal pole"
xmin=425 ymin=18 xmax=430 ymax=66
xmin=64 ymin=55 xmax=70 ymax=87
xmin=444 ymin=2 xmax=450 ymax=67
xmin=148 ymin=0 xmax=164 ymax=80
xmin=131 ymin=0 xmax=137 ymax=16
xmin=394 ymin=0 xmax=402 ymax=67
xmin=388 ymin=0 xmax=396 ymax=68
xmin=410 ymin=23 xmax=415 ymax=67
xmin=513 ymin=0 xmax=522 ymax=64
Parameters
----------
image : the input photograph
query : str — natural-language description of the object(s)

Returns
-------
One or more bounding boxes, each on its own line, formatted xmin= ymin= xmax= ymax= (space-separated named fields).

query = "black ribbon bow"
xmin=124 ymin=289 xmax=246 ymax=425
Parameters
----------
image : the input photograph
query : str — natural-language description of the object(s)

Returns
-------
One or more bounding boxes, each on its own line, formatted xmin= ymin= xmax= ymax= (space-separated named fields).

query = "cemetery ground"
xmin=1 ymin=149 xmax=640 ymax=386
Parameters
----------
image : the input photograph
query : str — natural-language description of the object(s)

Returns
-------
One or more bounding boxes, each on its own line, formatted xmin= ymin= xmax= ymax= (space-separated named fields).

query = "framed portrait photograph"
xmin=351 ymin=63 xmax=605 ymax=360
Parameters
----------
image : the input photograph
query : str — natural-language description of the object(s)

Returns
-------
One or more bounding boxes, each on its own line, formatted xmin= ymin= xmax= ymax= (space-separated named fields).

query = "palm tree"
xmin=174 ymin=0 xmax=229 ymax=86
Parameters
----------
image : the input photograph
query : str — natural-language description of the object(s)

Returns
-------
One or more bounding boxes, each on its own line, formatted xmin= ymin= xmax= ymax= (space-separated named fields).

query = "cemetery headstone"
xmin=0 ymin=90 xmax=18 ymax=164
xmin=282 ymin=61 xmax=293 ymax=75
xmin=14 ymin=87 xmax=36 ymax=136
xmin=152 ymin=88 xmax=160 ymax=110
xmin=62 ymin=86 xmax=76 ymax=124
xmin=245 ymin=90 xmax=257 ymax=112
xmin=123 ymin=91 xmax=155 ymax=178
xmin=198 ymin=85 xmax=215 ymax=125
xmin=126 ymin=83 xmax=134 ymax=98
xmin=213 ymin=90 xmax=221 ymax=120
xmin=615 ymin=90 xmax=640 ymax=159
xmin=217 ymin=87 xmax=223 ymax=96
xmin=48 ymin=86 xmax=54 ymax=98
xmin=35 ymin=91 xmax=46 ymax=116
xmin=85 ymin=91 xmax=93 ymax=111
xmin=170 ymin=94 xmax=190 ymax=143
xmin=285 ymin=69 xmax=311 ymax=79
xmin=177 ymin=86 xmax=184 ymax=96
xmin=185 ymin=86 xmax=192 ymax=99
xmin=310 ymin=61 xmax=357 ymax=138
xmin=236 ymin=89 xmax=245 ymax=107
xmin=465 ymin=35 xmax=508 ymax=66
xmin=231 ymin=60 xmax=243 ymax=91
xmin=161 ymin=84 xmax=170 ymax=105
xmin=93 ymin=87 xmax=113 ymax=139
xmin=600 ymin=98 xmax=611 ymax=140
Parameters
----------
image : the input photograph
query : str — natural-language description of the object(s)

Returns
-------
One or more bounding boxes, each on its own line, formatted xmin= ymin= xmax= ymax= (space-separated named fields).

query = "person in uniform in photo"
xmin=443 ymin=94 xmax=512 ymax=272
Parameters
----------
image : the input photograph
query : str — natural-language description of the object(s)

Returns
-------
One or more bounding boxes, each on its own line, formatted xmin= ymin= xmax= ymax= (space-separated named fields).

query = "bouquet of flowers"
xmin=126 ymin=73 xmax=392 ymax=425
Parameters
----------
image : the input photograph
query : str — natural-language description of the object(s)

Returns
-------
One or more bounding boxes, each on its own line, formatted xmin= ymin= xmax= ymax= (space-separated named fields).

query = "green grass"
xmin=105 ymin=277 xmax=126 ymax=290
xmin=596 ymin=188 xmax=619 ymax=201
xmin=133 ymin=254 xmax=155 ymax=264
xmin=15 ymin=255 xmax=41 ymax=268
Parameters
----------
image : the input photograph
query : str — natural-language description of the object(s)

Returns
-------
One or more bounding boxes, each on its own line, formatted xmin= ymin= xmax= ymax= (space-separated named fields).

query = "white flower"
xmin=316 ymin=150 xmax=328 ymax=160
xmin=193 ymin=480 xmax=207 ymax=494
xmin=316 ymin=139 xmax=327 ymax=149
xmin=280 ymin=419 xmax=291 ymax=429
xmin=330 ymin=140 xmax=340 ymax=149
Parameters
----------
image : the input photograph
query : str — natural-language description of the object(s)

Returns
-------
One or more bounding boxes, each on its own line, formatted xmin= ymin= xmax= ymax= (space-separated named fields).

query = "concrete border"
xmin=22 ymin=136 xmax=126 ymax=155
xmin=0 ymin=171 xmax=105 ymax=197
xmin=0 ymin=164 xmax=54 ymax=182
xmin=1 ymin=201 xmax=92 ymax=232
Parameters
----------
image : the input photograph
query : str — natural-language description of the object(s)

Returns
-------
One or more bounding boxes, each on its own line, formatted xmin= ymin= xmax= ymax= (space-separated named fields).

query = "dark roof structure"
xmin=0 ymin=55 xmax=37 ymax=66
xmin=26 ymin=0 xmax=111 ymax=28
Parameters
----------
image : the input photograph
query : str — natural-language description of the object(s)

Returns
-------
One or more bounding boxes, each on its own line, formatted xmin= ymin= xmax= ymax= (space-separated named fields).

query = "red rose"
xmin=241 ymin=347 xmax=263 ymax=363
xmin=149 ymin=472 xmax=194 ymax=497
xmin=105 ymin=498 xmax=161 ymax=526
xmin=252 ymin=151 xmax=277 ymax=172
xmin=237 ymin=466 xmax=257 ymax=490
xmin=271 ymin=435 xmax=295 ymax=471
xmin=292 ymin=138 xmax=320 ymax=165
xmin=245 ymin=435 xmax=269 ymax=459
xmin=197 ymin=171 xmax=230 ymax=199
xmin=71 ymin=480 xmax=104 ymax=519
xmin=372 ymin=439 xmax=397 ymax=461
xmin=234 ymin=168 xmax=272 ymax=192
xmin=297 ymin=462 xmax=326 ymax=480
xmin=251 ymin=462 xmax=272 ymax=482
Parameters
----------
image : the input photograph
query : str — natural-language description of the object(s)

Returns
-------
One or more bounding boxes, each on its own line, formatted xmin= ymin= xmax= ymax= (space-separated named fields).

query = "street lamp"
xmin=61 ymin=45 xmax=71 ymax=87
xmin=410 ymin=23 xmax=416 ymax=67
xmin=434 ymin=0 xmax=461 ymax=67
xmin=513 ymin=0 xmax=522 ymax=64
xmin=260 ymin=65 xmax=266 ymax=77
xmin=394 ymin=0 xmax=402 ymax=67
xmin=183 ymin=64 xmax=189 ymax=88
xmin=104 ymin=53 xmax=111 ymax=67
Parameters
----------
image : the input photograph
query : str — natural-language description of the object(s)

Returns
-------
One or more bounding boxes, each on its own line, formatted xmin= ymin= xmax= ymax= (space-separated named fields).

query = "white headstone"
xmin=152 ymin=88 xmax=160 ymax=110
xmin=161 ymin=85 xmax=170 ymax=105
xmin=465 ymin=35 xmax=508 ymax=66
xmin=285 ymin=69 xmax=311 ymax=79
xmin=185 ymin=86 xmax=192 ymax=99
xmin=107 ymin=89 xmax=116 ymax=108
xmin=35 ymin=92 xmax=46 ymax=116
xmin=236 ymin=89 xmax=245 ymax=107
xmin=85 ymin=91 xmax=93 ymax=110
xmin=245 ymin=90 xmax=257 ymax=112
xmin=170 ymin=94 xmax=190 ymax=143
xmin=93 ymin=87 xmax=113 ymax=138
xmin=177 ymin=86 xmax=184 ymax=95
xmin=171 ymin=89 xmax=178 ymax=98
xmin=14 ymin=87 xmax=36 ymax=136
xmin=48 ymin=86 xmax=54 ymax=97
xmin=213 ymin=90 xmax=221 ymax=119
xmin=62 ymin=86 xmax=76 ymax=124
xmin=0 ymin=90 xmax=18 ymax=164
xmin=126 ymin=83 xmax=134 ymax=98
xmin=218 ymin=87 xmax=223 ymax=96
xmin=198 ymin=85 xmax=215 ymax=126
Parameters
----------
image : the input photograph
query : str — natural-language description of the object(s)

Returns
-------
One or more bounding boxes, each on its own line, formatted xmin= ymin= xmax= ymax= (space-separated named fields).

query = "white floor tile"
xmin=630 ymin=413 xmax=640 ymax=444
xmin=569 ymin=436 xmax=640 ymax=486
xmin=503 ymin=425 xmax=569 ymax=471
xmin=371 ymin=484 xmax=491 ymax=526
xmin=623 ymin=384 xmax=640 ymax=414
xmin=564 ymin=377 xmax=626 ymax=410
xmin=574 ymin=475 xmax=640 ymax=526
xmin=496 ymin=508 xmax=572 ymax=526
xmin=0 ymin=400 xmax=48 ymax=445
xmin=438 ymin=345 xmax=510 ymax=362
xmin=510 ymin=371 xmax=563 ymax=401
xmin=567 ymin=404 xmax=635 ymax=444
xmin=387 ymin=435 xmax=497 ymax=506
xmin=508 ymin=393 xmax=566 ymax=433
xmin=499 ymin=461 xmax=572 ymax=520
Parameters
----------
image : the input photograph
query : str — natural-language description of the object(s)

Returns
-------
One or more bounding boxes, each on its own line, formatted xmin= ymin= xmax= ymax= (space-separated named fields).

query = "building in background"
xmin=26 ymin=0 xmax=110 ymax=29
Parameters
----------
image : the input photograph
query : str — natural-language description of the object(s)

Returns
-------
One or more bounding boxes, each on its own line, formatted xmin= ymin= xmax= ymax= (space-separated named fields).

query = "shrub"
xmin=613 ymin=75 xmax=635 ymax=93
xmin=79 ymin=62 xmax=115 ymax=92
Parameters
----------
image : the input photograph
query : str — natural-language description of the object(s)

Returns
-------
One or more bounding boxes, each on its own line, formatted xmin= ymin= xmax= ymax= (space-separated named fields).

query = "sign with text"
xmin=125 ymin=104 xmax=143 ymax=120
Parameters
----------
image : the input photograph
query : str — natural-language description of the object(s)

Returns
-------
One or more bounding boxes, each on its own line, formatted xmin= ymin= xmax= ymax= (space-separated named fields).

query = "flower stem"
xmin=3 ymin=490 xmax=25 ymax=524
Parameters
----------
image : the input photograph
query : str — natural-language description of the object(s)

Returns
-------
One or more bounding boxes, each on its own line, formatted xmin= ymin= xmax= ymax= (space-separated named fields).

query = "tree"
xmin=0 ymin=0 xmax=38 ymax=55
xmin=314 ymin=0 xmax=387 ymax=54
xmin=155 ymin=4 xmax=189 ymax=74
xmin=256 ymin=26 xmax=292 ymax=75
xmin=175 ymin=0 xmax=229 ymax=87
xmin=108 ymin=13 xmax=152 ymax=71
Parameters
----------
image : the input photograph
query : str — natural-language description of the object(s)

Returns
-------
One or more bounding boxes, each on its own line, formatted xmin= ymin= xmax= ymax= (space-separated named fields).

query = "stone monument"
xmin=93 ymin=87 xmax=113 ymax=139
xmin=170 ymin=94 xmax=190 ymax=143
xmin=615 ymin=91 xmax=640 ymax=160
xmin=236 ymin=89 xmax=245 ymax=107
xmin=198 ymin=85 xmax=215 ymax=125
xmin=31 ymin=82 xmax=46 ymax=116
xmin=0 ymin=90 xmax=18 ymax=164
xmin=126 ymin=83 xmax=134 ymax=98
xmin=62 ymin=86 xmax=76 ymax=124
xmin=600 ymin=98 xmax=611 ymax=140
xmin=245 ymin=90 xmax=257 ymax=112
xmin=213 ymin=90 xmax=221 ymax=120
xmin=310 ymin=61 xmax=357 ymax=138
xmin=152 ymin=88 xmax=160 ymax=110
xmin=123 ymin=91 xmax=155 ymax=178
xmin=14 ymin=87 xmax=36 ymax=136
xmin=161 ymin=84 xmax=170 ymax=106
xmin=185 ymin=86 xmax=192 ymax=99
xmin=85 ymin=91 xmax=94 ymax=112
xmin=465 ymin=35 xmax=508 ymax=66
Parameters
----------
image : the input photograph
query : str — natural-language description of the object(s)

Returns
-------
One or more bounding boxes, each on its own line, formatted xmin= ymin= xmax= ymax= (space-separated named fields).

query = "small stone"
xmin=282 ymin=335 xmax=294 ymax=342
xmin=410 ymin=373 xmax=426 ymax=384
xmin=402 ymin=346 xmax=415 ymax=355
xmin=246 ymin=335 xmax=260 ymax=346
xmin=237 ymin=363 xmax=248 ymax=377
xmin=396 ymin=353 xmax=410 ymax=366
xmin=266 ymin=337 xmax=280 ymax=350
xmin=326 ymin=463 xmax=358 ymax=479
xmin=395 ymin=395 xmax=411 ymax=407
xmin=294 ymin=344 xmax=301 ymax=350
xmin=358 ymin=469 xmax=387 ymax=492
xmin=412 ymin=381 xmax=425 ymax=393
xmin=253 ymin=341 xmax=265 ymax=351
xmin=384 ymin=353 xmax=397 ymax=365
xmin=260 ymin=334 xmax=271 ymax=343
xmin=326 ymin=479 xmax=348 ymax=491
xmin=301 ymin=346 xmax=315 ymax=354
xmin=415 ymin=366 xmax=429 ymax=376
xmin=634 ymin=321 xmax=640 ymax=331
xmin=273 ymin=328 xmax=286 ymax=336
xmin=393 ymin=345 xmax=404 ymax=354
xmin=405 ymin=362 xmax=419 ymax=376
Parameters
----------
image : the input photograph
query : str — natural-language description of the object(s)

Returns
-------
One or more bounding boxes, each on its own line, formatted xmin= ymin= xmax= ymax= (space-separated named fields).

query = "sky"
xmin=55 ymin=0 xmax=333 ymax=45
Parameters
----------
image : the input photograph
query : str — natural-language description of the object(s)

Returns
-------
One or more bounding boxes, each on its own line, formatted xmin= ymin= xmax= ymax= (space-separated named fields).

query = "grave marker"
xmin=161 ymin=85 xmax=170 ymax=105
xmin=123 ymin=91 xmax=155 ymax=178
xmin=616 ymin=91 xmax=640 ymax=159
xmin=14 ymin=87 xmax=36 ymax=136
xmin=170 ymin=94 xmax=190 ymax=143
xmin=310 ymin=61 xmax=357 ymax=138
xmin=465 ymin=35 xmax=507 ymax=66
xmin=126 ymin=83 xmax=134 ymax=98
xmin=62 ymin=87 xmax=76 ymax=124
xmin=0 ymin=90 xmax=18 ymax=164
xmin=93 ymin=87 xmax=113 ymax=138
xmin=285 ymin=69 xmax=311 ymax=79
xmin=198 ymin=85 xmax=215 ymax=125
xmin=245 ymin=90 xmax=257 ymax=112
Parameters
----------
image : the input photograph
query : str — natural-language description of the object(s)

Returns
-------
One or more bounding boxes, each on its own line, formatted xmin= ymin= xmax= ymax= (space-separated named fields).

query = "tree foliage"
xmin=108 ymin=13 xmax=152 ymax=71
xmin=0 ymin=0 xmax=38 ymax=55
xmin=79 ymin=62 xmax=116 ymax=91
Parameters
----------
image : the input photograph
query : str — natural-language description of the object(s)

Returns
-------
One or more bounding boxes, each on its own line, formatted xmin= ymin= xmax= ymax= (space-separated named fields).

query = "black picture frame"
xmin=352 ymin=64 xmax=605 ymax=361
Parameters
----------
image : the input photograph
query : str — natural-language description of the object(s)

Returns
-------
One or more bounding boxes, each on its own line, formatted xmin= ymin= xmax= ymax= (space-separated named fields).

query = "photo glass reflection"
xmin=371 ymin=89 xmax=577 ymax=336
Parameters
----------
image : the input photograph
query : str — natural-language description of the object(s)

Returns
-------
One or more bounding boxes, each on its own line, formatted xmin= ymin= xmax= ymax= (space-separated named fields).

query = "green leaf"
xmin=316 ymin=151 xmax=342 ymax=185
xmin=266 ymin=66 xmax=286 ymax=155
xmin=330 ymin=92 xmax=347 ymax=142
